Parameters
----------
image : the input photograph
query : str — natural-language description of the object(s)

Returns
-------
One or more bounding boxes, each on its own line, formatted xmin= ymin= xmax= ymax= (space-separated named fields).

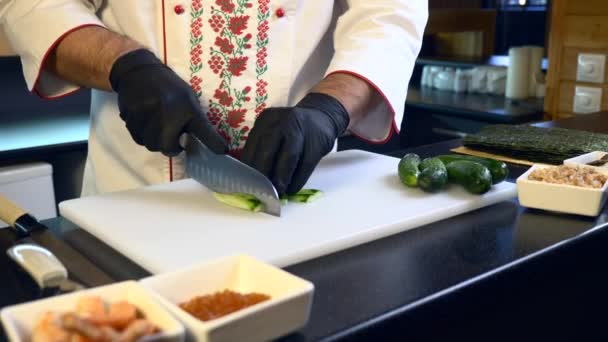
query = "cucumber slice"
xmin=212 ymin=192 xmax=263 ymax=212
xmin=282 ymin=189 xmax=323 ymax=203
xmin=214 ymin=189 xmax=323 ymax=212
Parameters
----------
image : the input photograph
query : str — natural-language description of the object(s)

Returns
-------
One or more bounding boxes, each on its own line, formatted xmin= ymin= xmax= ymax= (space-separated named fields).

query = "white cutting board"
xmin=59 ymin=150 xmax=516 ymax=274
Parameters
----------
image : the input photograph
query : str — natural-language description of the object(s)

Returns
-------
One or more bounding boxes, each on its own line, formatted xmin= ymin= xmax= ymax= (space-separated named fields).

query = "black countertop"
xmin=406 ymin=86 xmax=545 ymax=124
xmin=3 ymin=113 xmax=608 ymax=341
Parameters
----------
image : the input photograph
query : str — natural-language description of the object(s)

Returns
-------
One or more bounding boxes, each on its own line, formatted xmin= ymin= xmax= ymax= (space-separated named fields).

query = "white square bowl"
xmin=139 ymin=254 xmax=314 ymax=342
xmin=564 ymin=151 xmax=608 ymax=171
xmin=0 ymin=281 xmax=185 ymax=342
xmin=517 ymin=164 xmax=608 ymax=217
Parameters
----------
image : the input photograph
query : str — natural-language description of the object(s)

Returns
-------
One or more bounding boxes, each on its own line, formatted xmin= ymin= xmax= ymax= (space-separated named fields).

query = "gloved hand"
xmin=109 ymin=49 xmax=228 ymax=156
xmin=241 ymin=93 xmax=350 ymax=195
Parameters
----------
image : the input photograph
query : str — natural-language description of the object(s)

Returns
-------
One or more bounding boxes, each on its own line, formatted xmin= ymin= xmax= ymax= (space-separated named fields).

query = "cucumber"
xmin=445 ymin=160 xmax=492 ymax=194
xmin=214 ymin=189 xmax=323 ymax=212
xmin=398 ymin=153 xmax=421 ymax=187
xmin=437 ymin=154 xmax=508 ymax=184
xmin=213 ymin=192 xmax=263 ymax=212
xmin=418 ymin=158 xmax=448 ymax=193
xmin=281 ymin=189 xmax=323 ymax=203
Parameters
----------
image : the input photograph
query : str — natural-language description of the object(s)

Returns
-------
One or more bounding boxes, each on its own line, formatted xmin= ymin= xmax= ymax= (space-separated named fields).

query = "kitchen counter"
xmin=2 ymin=113 xmax=608 ymax=341
xmin=406 ymin=86 xmax=545 ymax=124
xmin=401 ymin=86 xmax=545 ymax=148
xmin=0 ymin=112 xmax=89 ymax=163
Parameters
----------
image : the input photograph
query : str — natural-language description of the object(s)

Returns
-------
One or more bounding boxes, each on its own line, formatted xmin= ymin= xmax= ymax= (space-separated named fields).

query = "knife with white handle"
xmin=0 ymin=193 xmax=114 ymax=287
xmin=7 ymin=244 xmax=83 ymax=292
xmin=181 ymin=133 xmax=282 ymax=217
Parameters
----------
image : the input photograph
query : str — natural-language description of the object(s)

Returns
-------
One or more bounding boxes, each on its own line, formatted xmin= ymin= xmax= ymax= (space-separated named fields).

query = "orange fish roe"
xmin=179 ymin=289 xmax=270 ymax=322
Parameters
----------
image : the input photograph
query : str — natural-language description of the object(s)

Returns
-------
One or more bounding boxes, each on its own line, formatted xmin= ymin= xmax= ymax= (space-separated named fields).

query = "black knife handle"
xmin=13 ymin=214 xmax=42 ymax=238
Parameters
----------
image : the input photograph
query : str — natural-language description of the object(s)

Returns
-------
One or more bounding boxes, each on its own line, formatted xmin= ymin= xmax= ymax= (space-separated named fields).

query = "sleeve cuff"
xmin=324 ymin=68 xmax=402 ymax=144
xmin=2 ymin=2 xmax=105 ymax=98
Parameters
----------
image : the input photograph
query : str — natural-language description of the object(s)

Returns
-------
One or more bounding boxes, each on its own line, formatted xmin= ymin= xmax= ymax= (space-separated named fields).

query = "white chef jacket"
xmin=0 ymin=0 xmax=427 ymax=196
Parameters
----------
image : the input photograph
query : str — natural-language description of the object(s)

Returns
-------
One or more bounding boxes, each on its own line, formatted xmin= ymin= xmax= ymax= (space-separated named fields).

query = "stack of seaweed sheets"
xmin=463 ymin=124 xmax=608 ymax=165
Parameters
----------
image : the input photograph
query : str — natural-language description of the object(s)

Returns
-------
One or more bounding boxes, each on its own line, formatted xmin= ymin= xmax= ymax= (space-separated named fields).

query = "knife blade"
xmin=0 ymin=193 xmax=115 ymax=287
xmin=181 ymin=133 xmax=282 ymax=216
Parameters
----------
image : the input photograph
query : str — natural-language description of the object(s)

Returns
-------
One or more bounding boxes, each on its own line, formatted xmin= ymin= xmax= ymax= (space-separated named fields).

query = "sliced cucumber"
xmin=214 ymin=189 xmax=323 ymax=212
xmin=282 ymin=189 xmax=323 ymax=203
xmin=213 ymin=192 xmax=263 ymax=212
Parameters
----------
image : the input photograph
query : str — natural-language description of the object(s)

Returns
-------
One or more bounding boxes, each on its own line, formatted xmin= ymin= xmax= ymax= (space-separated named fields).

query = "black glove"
xmin=241 ymin=93 xmax=350 ymax=195
xmin=109 ymin=49 xmax=228 ymax=156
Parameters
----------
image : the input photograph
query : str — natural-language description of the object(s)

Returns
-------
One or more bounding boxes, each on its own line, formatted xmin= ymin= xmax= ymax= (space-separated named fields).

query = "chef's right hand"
xmin=109 ymin=49 xmax=228 ymax=156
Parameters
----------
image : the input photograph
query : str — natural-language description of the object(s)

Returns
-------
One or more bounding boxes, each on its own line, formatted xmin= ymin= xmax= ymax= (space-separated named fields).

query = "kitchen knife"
xmin=0 ymin=193 xmax=115 ymax=287
xmin=181 ymin=133 xmax=282 ymax=216
xmin=7 ymin=243 xmax=84 ymax=293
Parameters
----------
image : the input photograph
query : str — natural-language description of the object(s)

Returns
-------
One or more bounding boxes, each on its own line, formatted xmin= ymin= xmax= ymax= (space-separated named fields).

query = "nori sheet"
xmin=463 ymin=124 xmax=608 ymax=164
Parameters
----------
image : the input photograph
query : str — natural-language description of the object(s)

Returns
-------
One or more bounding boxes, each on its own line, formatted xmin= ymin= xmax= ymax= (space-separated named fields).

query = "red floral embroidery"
xmin=228 ymin=56 xmax=248 ymax=76
xmin=255 ymin=0 xmax=270 ymax=118
xmin=190 ymin=75 xmax=203 ymax=95
xmin=205 ymin=0 xmax=256 ymax=152
xmin=214 ymin=37 xmax=234 ymax=54
xmin=208 ymin=14 xmax=226 ymax=33
xmin=228 ymin=15 xmax=249 ymax=35
xmin=219 ymin=129 xmax=232 ymax=144
xmin=208 ymin=107 xmax=222 ymax=125
xmin=227 ymin=109 xmax=247 ymax=128
xmin=208 ymin=55 xmax=224 ymax=74
xmin=214 ymin=89 xmax=234 ymax=107
xmin=189 ymin=0 xmax=204 ymax=98
xmin=215 ymin=0 xmax=235 ymax=13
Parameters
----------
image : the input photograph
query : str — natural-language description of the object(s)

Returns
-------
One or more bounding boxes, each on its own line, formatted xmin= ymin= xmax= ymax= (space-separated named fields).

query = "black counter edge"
xmin=320 ymin=221 xmax=608 ymax=341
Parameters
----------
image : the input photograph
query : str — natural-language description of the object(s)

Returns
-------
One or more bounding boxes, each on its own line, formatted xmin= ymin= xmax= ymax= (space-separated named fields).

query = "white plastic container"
xmin=0 ymin=281 xmax=186 ymax=342
xmin=517 ymin=164 xmax=608 ymax=217
xmin=0 ymin=163 xmax=56 ymax=227
xmin=140 ymin=254 xmax=314 ymax=342
xmin=564 ymin=151 xmax=608 ymax=171
xmin=428 ymin=66 xmax=444 ymax=89
xmin=421 ymin=65 xmax=430 ymax=87
xmin=454 ymin=69 xmax=469 ymax=93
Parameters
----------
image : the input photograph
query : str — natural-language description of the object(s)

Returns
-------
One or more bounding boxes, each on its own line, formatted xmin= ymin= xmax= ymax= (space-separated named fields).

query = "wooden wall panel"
xmin=557 ymin=81 xmax=608 ymax=114
xmin=563 ymin=16 xmax=608 ymax=49
xmin=426 ymin=9 xmax=496 ymax=57
xmin=557 ymin=112 xmax=574 ymax=119
xmin=544 ymin=0 xmax=566 ymax=118
xmin=560 ymin=47 xmax=608 ymax=82
xmin=545 ymin=0 xmax=608 ymax=119
xmin=566 ymin=0 xmax=608 ymax=16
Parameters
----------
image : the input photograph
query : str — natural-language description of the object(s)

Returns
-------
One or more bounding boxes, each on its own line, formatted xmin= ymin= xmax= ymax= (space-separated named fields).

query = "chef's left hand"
xmin=241 ymin=93 xmax=350 ymax=196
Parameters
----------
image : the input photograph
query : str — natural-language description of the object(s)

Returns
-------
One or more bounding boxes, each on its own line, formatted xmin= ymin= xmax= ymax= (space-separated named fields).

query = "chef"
xmin=0 ymin=1 xmax=427 ymax=197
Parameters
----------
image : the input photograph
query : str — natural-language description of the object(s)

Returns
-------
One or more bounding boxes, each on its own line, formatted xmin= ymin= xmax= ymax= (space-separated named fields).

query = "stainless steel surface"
xmin=182 ymin=134 xmax=282 ymax=216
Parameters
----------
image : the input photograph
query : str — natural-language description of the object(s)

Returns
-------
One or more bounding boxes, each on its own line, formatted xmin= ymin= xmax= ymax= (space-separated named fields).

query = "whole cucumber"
xmin=437 ymin=154 xmax=508 ymax=184
xmin=446 ymin=160 xmax=492 ymax=195
xmin=418 ymin=158 xmax=448 ymax=193
xmin=398 ymin=153 xmax=421 ymax=187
